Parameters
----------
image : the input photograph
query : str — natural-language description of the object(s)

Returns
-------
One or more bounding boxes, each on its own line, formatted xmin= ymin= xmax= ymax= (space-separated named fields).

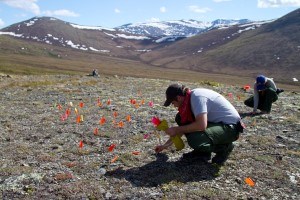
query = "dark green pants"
xmin=244 ymin=88 xmax=278 ymax=112
xmin=175 ymin=114 xmax=239 ymax=154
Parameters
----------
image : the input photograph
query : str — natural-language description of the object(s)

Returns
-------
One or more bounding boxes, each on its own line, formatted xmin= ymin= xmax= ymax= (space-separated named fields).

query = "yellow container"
xmin=171 ymin=135 xmax=185 ymax=151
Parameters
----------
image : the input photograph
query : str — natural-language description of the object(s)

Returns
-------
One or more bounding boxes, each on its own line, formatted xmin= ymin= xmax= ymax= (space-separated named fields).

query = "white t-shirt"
xmin=190 ymin=88 xmax=241 ymax=124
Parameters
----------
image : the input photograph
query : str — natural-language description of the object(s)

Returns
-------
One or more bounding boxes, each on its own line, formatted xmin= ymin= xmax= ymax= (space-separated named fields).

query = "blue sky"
xmin=0 ymin=0 xmax=299 ymax=28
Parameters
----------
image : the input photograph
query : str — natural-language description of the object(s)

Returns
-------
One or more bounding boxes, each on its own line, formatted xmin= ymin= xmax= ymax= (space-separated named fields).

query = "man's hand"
xmin=165 ymin=127 xmax=177 ymax=137
xmin=155 ymin=145 xmax=165 ymax=153
xmin=155 ymin=138 xmax=173 ymax=153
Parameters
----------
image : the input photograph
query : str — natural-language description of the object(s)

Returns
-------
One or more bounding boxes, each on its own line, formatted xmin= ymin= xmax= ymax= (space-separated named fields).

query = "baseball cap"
xmin=163 ymin=83 xmax=184 ymax=107
xmin=256 ymin=75 xmax=266 ymax=91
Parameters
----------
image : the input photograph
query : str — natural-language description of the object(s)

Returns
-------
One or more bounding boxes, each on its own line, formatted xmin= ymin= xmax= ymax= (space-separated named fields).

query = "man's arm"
xmin=154 ymin=137 xmax=173 ymax=153
xmin=165 ymin=113 xmax=207 ymax=137
xmin=253 ymin=83 xmax=259 ymax=113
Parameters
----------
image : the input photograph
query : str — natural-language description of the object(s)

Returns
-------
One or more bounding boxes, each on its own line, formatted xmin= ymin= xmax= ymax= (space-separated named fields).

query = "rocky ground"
xmin=0 ymin=74 xmax=299 ymax=200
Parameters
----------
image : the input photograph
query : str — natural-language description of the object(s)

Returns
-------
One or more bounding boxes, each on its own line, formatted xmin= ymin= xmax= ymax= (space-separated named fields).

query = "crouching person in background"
xmin=244 ymin=75 xmax=284 ymax=114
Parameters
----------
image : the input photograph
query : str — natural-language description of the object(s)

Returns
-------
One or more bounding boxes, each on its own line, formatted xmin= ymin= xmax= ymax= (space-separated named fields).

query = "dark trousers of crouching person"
xmin=244 ymin=88 xmax=278 ymax=113
xmin=175 ymin=113 xmax=240 ymax=164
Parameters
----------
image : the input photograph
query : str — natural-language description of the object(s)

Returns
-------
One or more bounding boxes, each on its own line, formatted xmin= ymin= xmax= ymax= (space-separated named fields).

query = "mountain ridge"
xmin=0 ymin=8 xmax=299 ymax=84
xmin=115 ymin=18 xmax=252 ymax=36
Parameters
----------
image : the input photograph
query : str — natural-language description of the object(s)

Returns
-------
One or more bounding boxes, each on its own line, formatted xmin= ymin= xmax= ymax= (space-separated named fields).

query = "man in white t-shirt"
xmin=155 ymin=83 xmax=244 ymax=165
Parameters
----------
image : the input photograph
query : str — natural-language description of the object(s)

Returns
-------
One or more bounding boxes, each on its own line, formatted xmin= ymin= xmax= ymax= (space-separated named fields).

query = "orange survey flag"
xmin=76 ymin=115 xmax=81 ymax=123
xmin=148 ymin=101 xmax=154 ymax=107
xmin=132 ymin=151 xmax=140 ymax=155
xmin=244 ymin=85 xmax=251 ymax=90
xmin=79 ymin=102 xmax=84 ymax=108
xmin=113 ymin=111 xmax=118 ymax=118
xmin=93 ymin=128 xmax=99 ymax=135
xmin=126 ymin=115 xmax=131 ymax=122
xmin=108 ymin=144 xmax=116 ymax=152
xmin=99 ymin=117 xmax=106 ymax=125
xmin=118 ymin=121 xmax=124 ymax=128
xmin=110 ymin=155 xmax=118 ymax=163
xmin=57 ymin=104 xmax=63 ymax=110
xmin=97 ymin=98 xmax=102 ymax=106
xmin=130 ymin=99 xmax=136 ymax=105
xmin=79 ymin=140 xmax=84 ymax=148
xmin=152 ymin=116 xmax=161 ymax=126
xmin=66 ymin=108 xmax=71 ymax=116
xmin=245 ymin=177 xmax=255 ymax=187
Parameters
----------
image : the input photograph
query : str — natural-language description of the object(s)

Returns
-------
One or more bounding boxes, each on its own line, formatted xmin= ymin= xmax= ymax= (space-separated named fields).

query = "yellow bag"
xmin=171 ymin=135 xmax=185 ymax=151
xmin=156 ymin=119 xmax=168 ymax=131
xmin=156 ymin=119 xmax=184 ymax=151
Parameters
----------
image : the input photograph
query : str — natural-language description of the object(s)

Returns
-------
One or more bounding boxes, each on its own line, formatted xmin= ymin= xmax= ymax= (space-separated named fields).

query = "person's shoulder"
xmin=266 ymin=77 xmax=276 ymax=84
xmin=192 ymin=88 xmax=211 ymax=92
xmin=192 ymin=88 xmax=208 ymax=94
xmin=192 ymin=88 xmax=218 ymax=97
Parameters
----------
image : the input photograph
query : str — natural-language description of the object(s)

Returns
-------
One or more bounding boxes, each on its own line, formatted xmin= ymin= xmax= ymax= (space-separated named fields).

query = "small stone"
xmin=235 ymin=178 xmax=242 ymax=184
xmin=105 ymin=192 xmax=112 ymax=198
xmin=98 ymin=168 xmax=106 ymax=175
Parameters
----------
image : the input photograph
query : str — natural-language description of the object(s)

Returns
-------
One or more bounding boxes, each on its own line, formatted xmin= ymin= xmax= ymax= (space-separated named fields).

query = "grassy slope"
xmin=0 ymin=35 xmax=299 ymax=91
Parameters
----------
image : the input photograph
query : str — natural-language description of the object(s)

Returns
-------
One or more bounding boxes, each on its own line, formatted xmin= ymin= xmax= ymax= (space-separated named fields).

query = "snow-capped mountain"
xmin=115 ymin=19 xmax=252 ymax=36
xmin=0 ymin=7 xmax=299 ymax=81
xmin=0 ymin=17 xmax=259 ymax=56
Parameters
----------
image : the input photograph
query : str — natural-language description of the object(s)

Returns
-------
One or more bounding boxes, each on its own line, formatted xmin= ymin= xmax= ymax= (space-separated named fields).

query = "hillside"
xmin=0 ymin=9 xmax=299 ymax=86
xmin=140 ymin=8 xmax=300 ymax=82
xmin=0 ymin=17 xmax=161 ymax=59
xmin=0 ymin=74 xmax=299 ymax=199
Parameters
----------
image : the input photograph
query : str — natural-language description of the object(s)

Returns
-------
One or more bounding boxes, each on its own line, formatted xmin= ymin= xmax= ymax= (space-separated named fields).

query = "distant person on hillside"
xmin=244 ymin=75 xmax=284 ymax=114
xmin=155 ymin=83 xmax=244 ymax=165
xmin=92 ymin=69 xmax=99 ymax=77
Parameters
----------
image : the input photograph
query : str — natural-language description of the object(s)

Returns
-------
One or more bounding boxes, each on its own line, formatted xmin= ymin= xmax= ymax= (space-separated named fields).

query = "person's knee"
xmin=244 ymin=97 xmax=254 ymax=107
xmin=190 ymin=142 xmax=213 ymax=152
xmin=186 ymin=132 xmax=213 ymax=152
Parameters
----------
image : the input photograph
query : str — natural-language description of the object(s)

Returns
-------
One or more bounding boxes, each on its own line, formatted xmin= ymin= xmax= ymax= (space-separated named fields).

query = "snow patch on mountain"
xmin=116 ymin=19 xmax=253 ymax=36
xmin=116 ymin=34 xmax=150 ymax=40
xmin=0 ymin=17 xmax=272 ymax=54
xmin=70 ymin=23 xmax=115 ymax=31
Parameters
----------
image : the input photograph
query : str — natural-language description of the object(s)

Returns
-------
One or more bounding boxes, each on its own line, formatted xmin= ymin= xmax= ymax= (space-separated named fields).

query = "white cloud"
xmin=114 ymin=8 xmax=120 ymax=13
xmin=0 ymin=18 xmax=4 ymax=26
xmin=160 ymin=6 xmax=167 ymax=13
xmin=0 ymin=0 xmax=40 ymax=15
xmin=258 ymin=0 xmax=300 ymax=8
xmin=0 ymin=0 xmax=79 ymax=17
xmin=42 ymin=9 xmax=79 ymax=17
xmin=188 ymin=5 xmax=211 ymax=13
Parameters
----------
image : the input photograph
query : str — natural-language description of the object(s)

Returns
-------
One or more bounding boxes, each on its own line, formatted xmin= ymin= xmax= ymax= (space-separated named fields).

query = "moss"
xmin=253 ymin=155 xmax=274 ymax=165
